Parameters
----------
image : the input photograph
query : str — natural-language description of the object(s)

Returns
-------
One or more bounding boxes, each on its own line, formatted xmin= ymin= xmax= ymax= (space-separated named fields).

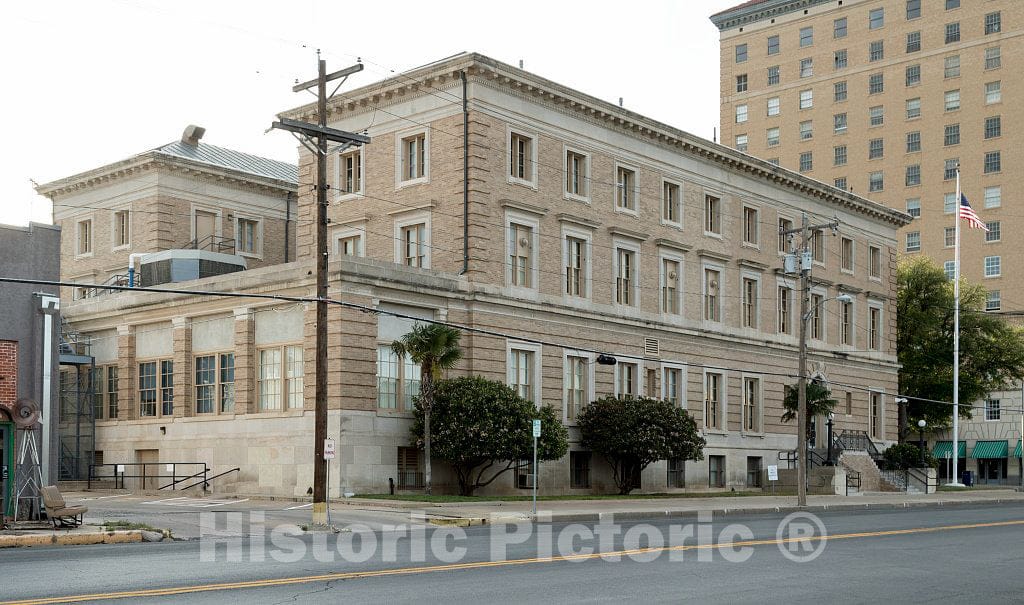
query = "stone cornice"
xmin=500 ymin=199 xmax=548 ymax=217
xmin=709 ymin=0 xmax=834 ymax=32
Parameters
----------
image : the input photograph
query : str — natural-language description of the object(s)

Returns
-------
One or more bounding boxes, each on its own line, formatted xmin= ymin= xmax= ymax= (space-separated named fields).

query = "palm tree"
xmin=782 ymin=380 xmax=837 ymax=442
xmin=391 ymin=323 xmax=462 ymax=494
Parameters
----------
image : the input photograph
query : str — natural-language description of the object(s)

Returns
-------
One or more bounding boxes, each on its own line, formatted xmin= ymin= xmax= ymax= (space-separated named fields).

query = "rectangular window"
xmin=869 ymin=8 xmax=884 ymax=30
xmin=508 ymin=222 xmax=533 ymax=288
xmin=237 ymin=218 xmax=259 ymax=255
xmin=984 ymin=151 xmax=1001 ymax=174
xmin=944 ymin=55 xmax=960 ymax=78
xmin=258 ymin=348 xmax=281 ymax=411
xmin=986 ymin=81 xmax=1001 ymax=104
xmin=509 ymin=132 xmax=533 ymax=182
xmin=840 ymin=300 xmax=853 ymax=345
xmin=113 ymin=209 xmax=130 ymax=248
xmin=799 ymin=152 xmax=813 ymax=173
xmin=704 ymin=268 xmax=721 ymax=322
xmin=736 ymin=74 xmax=748 ymax=93
xmin=800 ymin=58 xmax=813 ymax=78
xmin=944 ymin=159 xmax=959 ymax=181
xmin=744 ymin=377 xmax=761 ymax=432
xmin=667 ymin=458 xmax=686 ymax=488
xmin=340 ymin=147 xmax=362 ymax=193
xmin=397 ymin=447 xmax=422 ymax=489
xmin=869 ymin=138 xmax=884 ymax=159
xmin=986 ymin=291 xmax=1001 ymax=312
xmin=945 ymin=192 xmax=957 ymax=214
xmin=259 ymin=346 xmax=304 ymax=411
xmin=778 ymin=285 xmax=792 ymax=334
xmin=984 ymin=255 xmax=1001 ymax=277
xmin=810 ymin=293 xmax=823 ymax=340
xmin=945 ymin=90 xmax=960 ymax=111
xmin=800 ymin=26 xmax=813 ymax=48
xmin=767 ymin=65 xmax=780 ymax=86
xmin=77 ymin=219 xmax=92 ymax=255
xmin=984 ymin=186 xmax=1001 ymax=209
xmin=869 ymin=246 xmax=882 ymax=279
xmin=107 ymin=366 xmax=119 ymax=419
xmin=705 ymin=194 xmax=721 ymax=234
xmin=945 ymin=227 xmax=956 ymax=247
xmin=338 ymin=234 xmax=361 ymax=257
xmin=743 ymin=206 xmax=759 ymax=245
xmin=138 ymin=361 xmax=157 ymax=417
xmin=984 ymin=116 xmax=1001 ymax=139
xmin=834 ymin=113 xmax=847 ymax=134
xmin=869 ymin=171 xmax=884 ymax=192
xmin=905 ymin=164 xmax=921 ymax=186
xmin=834 ymin=49 xmax=847 ymax=69
xmin=985 ymin=12 xmax=1001 ymax=35
xmin=377 ymin=345 xmax=420 ymax=411
xmin=615 ymin=248 xmax=636 ymax=306
xmin=709 ymin=455 xmax=726 ymax=488
xmin=768 ymin=35 xmax=780 ymax=56
xmin=945 ymin=22 xmax=960 ymax=44
xmin=834 ymin=81 xmax=848 ymax=102
xmin=869 ymin=40 xmax=884 ymax=62
xmin=906 ymin=131 xmax=921 ymax=153
xmin=870 ymin=106 xmax=884 ymax=126
xmin=570 ymin=451 xmax=591 ymax=489
xmin=906 ymin=198 xmax=921 ymax=217
xmin=767 ymin=127 xmax=780 ymax=147
xmin=516 ymin=458 xmax=537 ymax=489
xmin=565 ymin=236 xmax=586 ymax=297
xmin=662 ymin=258 xmax=681 ymax=315
xmin=907 ymin=31 xmax=921 ymax=53
xmin=663 ymin=367 xmax=682 ymax=407
xmin=834 ymin=145 xmax=848 ymax=167
xmin=800 ymin=120 xmax=813 ymax=140
xmin=779 ymin=217 xmax=793 ymax=253
xmin=401 ymin=133 xmax=427 ymax=181
xmin=846 ymin=392 xmax=853 ymax=415
xmin=195 ymin=353 xmax=234 ymax=414
xmin=747 ymin=457 xmax=763 ymax=488
xmin=869 ymin=73 xmax=884 ymax=94
xmin=906 ymin=98 xmax=921 ymax=119
xmin=617 ymin=362 xmax=638 ymax=398
xmin=946 ymin=0 xmax=959 ymax=9
xmin=985 ymin=399 xmax=1001 ymax=421
xmin=799 ymin=89 xmax=813 ymax=109
xmin=704 ymin=373 xmax=722 ymax=430
xmin=986 ymin=221 xmax=1000 ymax=242
xmin=735 ymin=104 xmax=748 ymax=123
xmin=158 ymin=360 xmax=173 ymax=416
xmin=616 ymin=166 xmax=636 ymax=211
xmin=509 ymin=348 xmax=535 ymax=402
xmin=870 ymin=392 xmax=882 ymax=439
xmin=944 ymin=260 xmax=956 ymax=280
xmin=985 ymin=47 xmax=1001 ymax=70
xmin=767 ymin=96 xmax=780 ymax=116
xmin=906 ymin=65 xmax=921 ymax=87
xmin=736 ymin=43 xmax=748 ymax=63
xmin=811 ymin=229 xmax=825 ymax=263
xmin=841 ymin=237 xmax=854 ymax=272
xmin=566 ymin=356 xmax=588 ymax=421
xmin=906 ymin=0 xmax=920 ymax=20
xmin=742 ymin=277 xmax=759 ymax=329
xmin=944 ymin=124 xmax=960 ymax=146
xmin=401 ymin=223 xmax=427 ymax=267
xmin=869 ymin=307 xmax=881 ymax=350
xmin=834 ymin=17 xmax=847 ymax=39
xmin=565 ymin=150 xmax=588 ymax=198
xmin=662 ymin=181 xmax=680 ymax=224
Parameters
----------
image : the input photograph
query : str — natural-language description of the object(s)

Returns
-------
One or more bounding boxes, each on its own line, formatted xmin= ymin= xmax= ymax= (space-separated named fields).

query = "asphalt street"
xmin=1 ymin=503 xmax=1023 ymax=604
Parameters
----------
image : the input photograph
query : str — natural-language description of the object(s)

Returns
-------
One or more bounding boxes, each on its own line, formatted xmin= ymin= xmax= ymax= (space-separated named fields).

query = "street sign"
xmin=324 ymin=438 xmax=336 ymax=460
xmin=116 ymin=464 xmax=125 ymax=473
xmin=532 ymin=419 xmax=541 ymax=438
xmin=767 ymin=465 xmax=779 ymax=481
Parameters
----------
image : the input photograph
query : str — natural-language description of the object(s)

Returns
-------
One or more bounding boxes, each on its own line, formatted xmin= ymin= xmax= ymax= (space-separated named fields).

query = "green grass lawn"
xmin=353 ymin=491 xmax=782 ymax=503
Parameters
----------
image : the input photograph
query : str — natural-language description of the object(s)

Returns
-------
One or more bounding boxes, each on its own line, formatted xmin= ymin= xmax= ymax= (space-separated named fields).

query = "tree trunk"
xmin=897 ymin=399 xmax=908 ymax=443
xmin=422 ymin=372 xmax=433 ymax=495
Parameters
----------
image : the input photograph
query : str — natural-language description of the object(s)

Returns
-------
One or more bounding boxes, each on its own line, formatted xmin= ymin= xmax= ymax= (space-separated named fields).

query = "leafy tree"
xmin=881 ymin=442 xmax=937 ymax=471
xmin=412 ymin=376 xmax=568 ymax=496
xmin=578 ymin=396 xmax=705 ymax=495
xmin=897 ymin=257 xmax=1024 ymax=439
xmin=782 ymin=380 xmax=836 ymax=442
xmin=392 ymin=323 xmax=462 ymax=495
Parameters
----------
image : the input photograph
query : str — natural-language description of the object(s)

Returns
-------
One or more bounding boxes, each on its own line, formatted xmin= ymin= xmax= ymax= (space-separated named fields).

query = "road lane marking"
xmin=140 ymin=497 xmax=248 ymax=508
xmin=4 ymin=518 xmax=1023 ymax=605
xmin=284 ymin=503 xmax=313 ymax=510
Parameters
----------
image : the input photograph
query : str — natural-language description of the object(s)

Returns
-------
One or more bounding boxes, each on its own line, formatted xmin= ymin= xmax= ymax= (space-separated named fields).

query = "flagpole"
xmin=950 ymin=167 xmax=964 ymax=486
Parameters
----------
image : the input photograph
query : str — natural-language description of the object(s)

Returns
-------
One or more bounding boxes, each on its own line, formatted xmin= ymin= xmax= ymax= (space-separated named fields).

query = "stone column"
xmin=234 ymin=308 xmax=255 ymax=414
xmin=116 ymin=325 xmax=135 ymax=421
xmin=171 ymin=316 xmax=191 ymax=418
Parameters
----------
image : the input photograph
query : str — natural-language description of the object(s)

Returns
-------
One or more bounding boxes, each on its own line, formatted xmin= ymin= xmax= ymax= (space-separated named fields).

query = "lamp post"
xmin=826 ymin=413 xmax=835 ymax=466
xmin=917 ymin=419 xmax=927 ymax=467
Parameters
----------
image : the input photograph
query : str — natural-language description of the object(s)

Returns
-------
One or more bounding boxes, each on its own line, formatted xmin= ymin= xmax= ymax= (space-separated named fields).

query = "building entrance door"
xmin=0 ymin=422 xmax=12 ymax=519
xmin=134 ymin=449 xmax=159 ymax=491
xmin=194 ymin=210 xmax=217 ymax=249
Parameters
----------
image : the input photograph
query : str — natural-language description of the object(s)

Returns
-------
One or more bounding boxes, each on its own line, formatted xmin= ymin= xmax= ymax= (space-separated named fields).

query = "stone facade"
xmin=60 ymin=53 xmax=910 ymax=497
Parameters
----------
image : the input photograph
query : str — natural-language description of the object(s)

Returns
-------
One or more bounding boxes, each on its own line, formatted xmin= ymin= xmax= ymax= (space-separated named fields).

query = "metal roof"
xmin=155 ymin=141 xmax=297 ymax=184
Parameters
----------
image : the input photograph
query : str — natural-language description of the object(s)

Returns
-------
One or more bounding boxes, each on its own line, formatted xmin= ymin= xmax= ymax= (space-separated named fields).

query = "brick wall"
xmin=0 ymin=340 xmax=16 ymax=409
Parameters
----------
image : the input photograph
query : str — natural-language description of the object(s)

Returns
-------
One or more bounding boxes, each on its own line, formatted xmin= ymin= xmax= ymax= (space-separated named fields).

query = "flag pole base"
xmin=945 ymin=482 xmax=965 ymax=487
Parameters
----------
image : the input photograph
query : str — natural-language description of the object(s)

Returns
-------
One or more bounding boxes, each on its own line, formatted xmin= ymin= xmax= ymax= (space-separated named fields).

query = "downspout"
xmin=127 ymin=253 xmax=146 ymax=287
xmin=38 ymin=295 xmax=60 ymax=487
xmin=460 ymin=70 xmax=469 ymax=275
xmin=284 ymin=190 xmax=293 ymax=263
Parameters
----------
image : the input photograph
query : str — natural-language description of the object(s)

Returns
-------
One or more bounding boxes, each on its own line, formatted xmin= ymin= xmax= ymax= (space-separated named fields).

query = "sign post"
xmin=532 ymin=419 xmax=541 ymax=516
xmin=767 ymin=464 xmax=779 ymax=496
xmin=324 ymin=438 xmax=336 ymax=526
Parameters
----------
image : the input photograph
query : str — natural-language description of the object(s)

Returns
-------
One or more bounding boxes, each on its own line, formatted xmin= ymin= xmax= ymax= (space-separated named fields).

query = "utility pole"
xmin=782 ymin=213 xmax=839 ymax=507
xmin=272 ymin=55 xmax=369 ymax=527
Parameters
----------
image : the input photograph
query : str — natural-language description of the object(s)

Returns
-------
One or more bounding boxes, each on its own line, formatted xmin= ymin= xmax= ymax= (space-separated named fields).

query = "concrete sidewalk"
xmin=337 ymin=489 xmax=1024 ymax=525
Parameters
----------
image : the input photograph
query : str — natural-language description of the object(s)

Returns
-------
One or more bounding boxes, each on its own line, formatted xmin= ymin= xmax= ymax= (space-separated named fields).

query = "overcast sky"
xmin=1 ymin=0 xmax=739 ymax=227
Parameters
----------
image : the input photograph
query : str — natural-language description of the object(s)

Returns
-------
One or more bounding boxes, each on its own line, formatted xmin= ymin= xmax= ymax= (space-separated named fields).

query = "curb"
xmin=0 ymin=530 xmax=144 ymax=549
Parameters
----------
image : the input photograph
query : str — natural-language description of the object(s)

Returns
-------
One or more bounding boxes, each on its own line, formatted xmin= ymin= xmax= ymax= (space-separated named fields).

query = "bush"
xmin=882 ymin=442 xmax=936 ymax=470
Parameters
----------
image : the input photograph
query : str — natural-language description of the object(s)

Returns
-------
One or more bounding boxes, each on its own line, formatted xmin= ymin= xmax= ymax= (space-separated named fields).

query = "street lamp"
xmin=797 ymin=292 xmax=852 ymax=505
xmin=917 ymin=419 xmax=927 ymax=467
xmin=826 ymin=413 xmax=835 ymax=466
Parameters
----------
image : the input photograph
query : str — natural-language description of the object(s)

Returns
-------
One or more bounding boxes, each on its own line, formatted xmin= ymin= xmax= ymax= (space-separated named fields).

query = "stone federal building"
xmin=40 ymin=52 xmax=910 ymax=496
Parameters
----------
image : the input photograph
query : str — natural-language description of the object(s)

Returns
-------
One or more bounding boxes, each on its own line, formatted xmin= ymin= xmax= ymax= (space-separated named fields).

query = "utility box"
xmin=140 ymin=250 xmax=247 ymax=287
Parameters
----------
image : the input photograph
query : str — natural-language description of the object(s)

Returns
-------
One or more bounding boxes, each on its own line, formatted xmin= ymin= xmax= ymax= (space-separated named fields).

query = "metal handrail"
xmin=87 ymin=462 xmax=208 ymax=490
xmin=159 ymin=469 xmax=209 ymax=491
xmin=846 ymin=470 xmax=862 ymax=496
xmin=189 ymin=234 xmax=236 ymax=255
xmin=176 ymin=467 xmax=240 ymax=492
xmin=905 ymin=467 xmax=938 ymax=494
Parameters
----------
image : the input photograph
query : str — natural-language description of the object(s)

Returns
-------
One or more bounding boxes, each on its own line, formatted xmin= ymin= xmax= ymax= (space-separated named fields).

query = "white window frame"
xmin=868 ymin=389 xmax=886 ymax=440
xmin=563 ymin=145 xmax=591 ymax=203
xmin=334 ymin=145 xmax=365 ymax=199
xmin=777 ymin=276 xmax=797 ymax=337
xmin=740 ymin=373 xmax=763 ymax=435
xmin=612 ymin=238 xmax=642 ymax=309
xmin=332 ymin=226 xmax=364 ymax=258
xmin=75 ymin=216 xmax=94 ymax=259
xmin=506 ymin=340 xmax=542 ymax=405
xmin=613 ymin=161 xmax=640 ymax=216
xmin=868 ymin=300 xmax=884 ymax=351
xmin=984 ymin=255 xmax=1001 ymax=278
xmin=111 ymin=207 xmax=131 ymax=251
xmin=563 ymin=350 xmax=595 ymax=423
xmin=703 ymin=189 xmax=723 ymax=238
xmin=659 ymin=251 xmax=684 ymax=317
xmin=702 ymin=261 xmax=725 ymax=325
xmin=809 ymin=285 xmax=828 ymax=342
xmin=615 ymin=357 xmax=643 ymax=399
xmin=561 ymin=225 xmax=593 ymax=300
xmin=740 ymin=271 xmax=761 ymax=330
xmin=234 ymin=214 xmax=263 ymax=259
xmin=393 ymin=209 xmax=431 ymax=269
xmin=839 ymin=297 xmax=856 ymax=347
xmin=840 ymin=237 xmax=855 ymax=275
xmin=868 ymin=244 xmax=883 ymax=282
xmin=507 ymin=126 xmax=538 ymax=188
xmin=702 ymin=368 xmax=728 ymax=432
xmin=661 ymin=362 xmax=687 ymax=409
xmin=505 ymin=210 xmax=540 ymax=292
xmin=742 ymin=204 xmax=760 ymax=248
xmin=395 ymin=127 xmax=430 ymax=188
xmin=661 ymin=178 xmax=683 ymax=229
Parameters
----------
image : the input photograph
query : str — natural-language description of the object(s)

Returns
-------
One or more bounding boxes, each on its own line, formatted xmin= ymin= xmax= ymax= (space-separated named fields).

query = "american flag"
xmin=958 ymin=194 xmax=989 ymax=231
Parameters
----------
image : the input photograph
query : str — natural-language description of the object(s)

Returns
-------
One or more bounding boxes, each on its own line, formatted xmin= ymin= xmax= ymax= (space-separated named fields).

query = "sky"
xmin=1 ymin=0 xmax=740 ymax=227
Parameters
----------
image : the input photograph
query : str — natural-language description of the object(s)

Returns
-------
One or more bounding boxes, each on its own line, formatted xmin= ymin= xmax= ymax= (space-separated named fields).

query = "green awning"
xmin=932 ymin=441 xmax=966 ymax=459
xmin=1015 ymin=440 xmax=1021 ymax=459
xmin=971 ymin=440 xmax=1008 ymax=459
